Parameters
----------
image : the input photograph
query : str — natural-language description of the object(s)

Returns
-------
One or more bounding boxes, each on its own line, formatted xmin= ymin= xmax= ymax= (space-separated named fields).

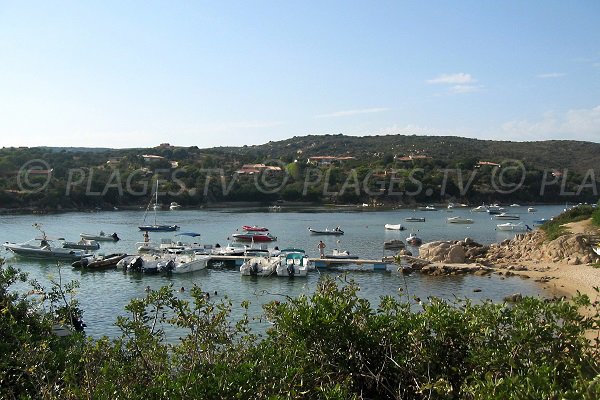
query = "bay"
xmin=0 ymin=204 xmax=564 ymax=338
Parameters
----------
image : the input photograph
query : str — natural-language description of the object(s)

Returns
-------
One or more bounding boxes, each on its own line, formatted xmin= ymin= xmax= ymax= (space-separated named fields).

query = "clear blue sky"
xmin=1 ymin=0 xmax=599 ymax=148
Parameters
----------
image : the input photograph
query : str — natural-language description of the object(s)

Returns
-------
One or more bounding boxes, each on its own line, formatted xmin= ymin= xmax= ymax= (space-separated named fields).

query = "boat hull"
xmin=138 ymin=225 xmax=180 ymax=232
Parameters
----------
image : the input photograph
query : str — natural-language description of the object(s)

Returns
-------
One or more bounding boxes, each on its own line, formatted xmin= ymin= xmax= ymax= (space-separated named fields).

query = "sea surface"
xmin=0 ymin=204 xmax=565 ymax=339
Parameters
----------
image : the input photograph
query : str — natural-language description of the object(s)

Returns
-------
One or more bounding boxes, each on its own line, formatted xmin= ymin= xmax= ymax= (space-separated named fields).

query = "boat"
xmin=268 ymin=205 xmax=281 ymax=212
xmin=4 ymin=239 xmax=92 ymax=261
xmin=418 ymin=205 xmax=437 ymax=211
xmin=307 ymin=226 xmax=344 ymax=235
xmin=527 ymin=207 xmax=537 ymax=213
xmin=169 ymin=202 xmax=181 ymax=210
xmin=326 ymin=249 xmax=359 ymax=259
xmin=494 ymin=213 xmax=520 ymax=220
xmin=275 ymin=249 xmax=310 ymax=277
xmin=405 ymin=217 xmax=426 ymax=222
xmin=470 ymin=205 xmax=488 ymax=212
xmin=62 ymin=239 xmax=100 ymax=251
xmin=72 ymin=253 xmax=128 ymax=269
xmin=496 ymin=222 xmax=532 ymax=232
xmin=159 ymin=232 xmax=208 ymax=254
xmin=533 ymin=218 xmax=551 ymax=225
xmin=232 ymin=231 xmax=277 ymax=242
xmin=139 ymin=179 xmax=180 ymax=232
xmin=406 ymin=233 xmax=422 ymax=246
xmin=167 ymin=253 xmax=212 ymax=274
xmin=80 ymin=231 xmax=120 ymax=242
xmin=240 ymin=255 xmax=278 ymax=276
xmin=447 ymin=216 xmax=474 ymax=224
xmin=447 ymin=203 xmax=455 ymax=209
xmin=486 ymin=204 xmax=505 ymax=215
xmin=242 ymin=225 xmax=269 ymax=232
xmin=509 ymin=203 xmax=521 ymax=207
xmin=384 ymin=223 xmax=404 ymax=230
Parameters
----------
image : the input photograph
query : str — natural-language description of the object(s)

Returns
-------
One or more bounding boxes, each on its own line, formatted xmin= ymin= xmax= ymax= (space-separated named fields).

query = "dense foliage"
xmin=1 ymin=134 xmax=599 ymax=211
xmin=1 ymin=260 xmax=599 ymax=399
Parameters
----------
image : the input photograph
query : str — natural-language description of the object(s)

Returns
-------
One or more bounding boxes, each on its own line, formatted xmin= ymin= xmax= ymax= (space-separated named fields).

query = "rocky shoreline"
xmin=395 ymin=220 xmax=600 ymax=299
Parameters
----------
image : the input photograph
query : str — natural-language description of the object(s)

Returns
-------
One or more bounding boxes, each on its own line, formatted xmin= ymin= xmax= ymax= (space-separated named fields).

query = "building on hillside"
xmin=235 ymin=164 xmax=283 ymax=175
xmin=142 ymin=154 xmax=166 ymax=163
xmin=306 ymin=156 xmax=355 ymax=166
xmin=394 ymin=154 xmax=432 ymax=162
xmin=476 ymin=161 xmax=501 ymax=168
xmin=106 ymin=157 xmax=123 ymax=167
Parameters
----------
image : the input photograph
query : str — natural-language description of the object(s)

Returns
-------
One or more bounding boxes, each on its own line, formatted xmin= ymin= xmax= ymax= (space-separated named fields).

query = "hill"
xmin=209 ymin=134 xmax=600 ymax=174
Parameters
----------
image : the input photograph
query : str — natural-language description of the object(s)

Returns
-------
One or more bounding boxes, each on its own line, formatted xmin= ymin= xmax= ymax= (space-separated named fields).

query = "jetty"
xmin=209 ymin=254 xmax=392 ymax=271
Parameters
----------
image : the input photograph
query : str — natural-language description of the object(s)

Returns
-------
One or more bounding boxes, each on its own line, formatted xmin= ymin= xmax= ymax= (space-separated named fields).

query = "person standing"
xmin=317 ymin=240 xmax=326 ymax=258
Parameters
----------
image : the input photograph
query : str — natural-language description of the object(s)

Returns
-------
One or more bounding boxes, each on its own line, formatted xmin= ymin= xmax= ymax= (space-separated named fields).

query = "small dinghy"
xmin=308 ymin=226 xmax=344 ymax=235
xmin=327 ymin=249 xmax=359 ymax=259
xmin=384 ymin=224 xmax=404 ymax=230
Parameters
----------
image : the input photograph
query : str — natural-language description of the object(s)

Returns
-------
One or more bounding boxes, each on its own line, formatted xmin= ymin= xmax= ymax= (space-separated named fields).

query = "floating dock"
xmin=208 ymin=254 xmax=392 ymax=271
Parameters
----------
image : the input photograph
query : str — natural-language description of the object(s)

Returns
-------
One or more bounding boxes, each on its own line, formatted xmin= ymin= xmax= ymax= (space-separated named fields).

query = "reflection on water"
xmin=1 ymin=205 xmax=563 ymax=338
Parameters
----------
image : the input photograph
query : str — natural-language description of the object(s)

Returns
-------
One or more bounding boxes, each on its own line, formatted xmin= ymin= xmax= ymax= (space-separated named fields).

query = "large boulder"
xmin=419 ymin=241 xmax=466 ymax=264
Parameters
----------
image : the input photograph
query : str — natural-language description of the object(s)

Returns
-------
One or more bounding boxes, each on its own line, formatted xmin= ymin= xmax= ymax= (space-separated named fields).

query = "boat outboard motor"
xmin=128 ymin=256 xmax=144 ymax=272
xmin=158 ymin=259 xmax=174 ymax=273
xmin=287 ymin=263 xmax=295 ymax=276
xmin=112 ymin=233 xmax=120 ymax=241
xmin=250 ymin=262 xmax=259 ymax=275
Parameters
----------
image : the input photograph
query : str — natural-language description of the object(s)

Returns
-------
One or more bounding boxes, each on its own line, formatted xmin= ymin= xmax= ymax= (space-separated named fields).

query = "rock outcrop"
xmin=480 ymin=230 xmax=599 ymax=265
xmin=418 ymin=237 xmax=487 ymax=264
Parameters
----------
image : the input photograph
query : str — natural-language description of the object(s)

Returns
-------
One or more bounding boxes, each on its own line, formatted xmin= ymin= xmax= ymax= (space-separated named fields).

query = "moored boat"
xmin=405 ymin=217 xmax=426 ymax=222
xmin=4 ymin=239 xmax=92 ymax=261
xmin=275 ymin=249 xmax=310 ymax=276
xmin=240 ymin=256 xmax=278 ymax=276
xmin=447 ymin=216 xmax=474 ymax=224
xmin=232 ymin=231 xmax=277 ymax=242
xmin=528 ymin=207 xmax=537 ymax=212
xmin=496 ymin=222 xmax=532 ymax=232
xmin=406 ymin=233 xmax=422 ymax=246
xmin=418 ymin=205 xmax=437 ymax=211
xmin=72 ymin=253 xmax=128 ymax=269
xmin=384 ymin=223 xmax=404 ymax=230
xmin=470 ymin=205 xmax=488 ymax=212
xmin=62 ymin=239 xmax=100 ymax=251
xmin=308 ymin=226 xmax=344 ymax=235
xmin=80 ymin=232 xmax=120 ymax=241
xmin=326 ymin=249 xmax=359 ymax=259
xmin=169 ymin=202 xmax=181 ymax=210
xmin=494 ymin=213 xmax=520 ymax=220
xmin=242 ymin=225 xmax=269 ymax=232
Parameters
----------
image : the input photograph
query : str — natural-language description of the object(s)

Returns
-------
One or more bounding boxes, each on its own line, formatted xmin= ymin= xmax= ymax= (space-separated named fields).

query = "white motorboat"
xmin=496 ymin=222 xmax=531 ymax=232
xmin=447 ymin=216 xmax=474 ymax=224
xmin=308 ymin=226 xmax=344 ymax=235
xmin=527 ymin=207 xmax=537 ymax=213
xmin=275 ymin=249 xmax=310 ymax=277
xmin=471 ymin=205 xmax=488 ymax=212
xmin=494 ymin=213 xmax=520 ymax=220
xmin=418 ymin=205 xmax=437 ymax=211
xmin=158 ymin=232 xmax=210 ymax=254
xmin=486 ymin=204 xmax=505 ymax=214
xmin=169 ymin=202 xmax=181 ymax=210
xmin=240 ymin=256 xmax=278 ymax=276
xmin=168 ymin=253 xmax=212 ymax=274
xmin=80 ymin=231 xmax=120 ymax=242
xmin=384 ymin=223 xmax=404 ymax=230
xmin=4 ymin=239 xmax=92 ymax=261
xmin=406 ymin=233 xmax=423 ymax=246
xmin=62 ymin=238 xmax=100 ymax=251
xmin=326 ymin=249 xmax=359 ymax=259
xmin=509 ymin=203 xmax=521 ymax=207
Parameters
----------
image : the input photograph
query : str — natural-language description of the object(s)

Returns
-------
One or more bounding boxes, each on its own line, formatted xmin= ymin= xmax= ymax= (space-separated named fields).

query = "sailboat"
xmin=138 ymin=180 xmax=180 ymax=232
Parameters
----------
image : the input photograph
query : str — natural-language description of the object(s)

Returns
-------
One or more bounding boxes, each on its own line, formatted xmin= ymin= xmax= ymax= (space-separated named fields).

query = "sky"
xmin=1 ymin=0 xmax=599 ymax=148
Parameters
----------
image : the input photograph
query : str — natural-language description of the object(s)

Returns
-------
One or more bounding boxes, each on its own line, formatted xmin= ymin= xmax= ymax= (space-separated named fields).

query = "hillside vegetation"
xmin=1 ymin=134 xmax=598 ymax=211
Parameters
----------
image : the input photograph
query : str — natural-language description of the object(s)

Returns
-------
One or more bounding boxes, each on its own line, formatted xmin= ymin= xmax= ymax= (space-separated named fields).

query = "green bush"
xmin=1 ymin=264 xmax=599 ymax=399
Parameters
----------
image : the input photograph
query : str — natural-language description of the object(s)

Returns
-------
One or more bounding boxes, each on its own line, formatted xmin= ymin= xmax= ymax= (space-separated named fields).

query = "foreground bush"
xmin=1 ymin=261 xmax=599 ymax=399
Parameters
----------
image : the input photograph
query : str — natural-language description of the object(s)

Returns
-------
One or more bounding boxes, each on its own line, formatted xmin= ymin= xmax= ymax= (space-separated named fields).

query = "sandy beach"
xmin=498 ymin=218 xmax=600 ymax=300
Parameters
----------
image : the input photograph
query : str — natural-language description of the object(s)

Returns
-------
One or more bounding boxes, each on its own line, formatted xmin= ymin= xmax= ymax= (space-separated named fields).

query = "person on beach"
xmin=318 ymin=240 xmax=326 ymax=258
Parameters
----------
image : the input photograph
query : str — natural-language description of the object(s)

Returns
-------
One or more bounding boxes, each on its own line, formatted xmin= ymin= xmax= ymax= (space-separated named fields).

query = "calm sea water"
xmin=0 ymin=204 xmax=565 ymax=338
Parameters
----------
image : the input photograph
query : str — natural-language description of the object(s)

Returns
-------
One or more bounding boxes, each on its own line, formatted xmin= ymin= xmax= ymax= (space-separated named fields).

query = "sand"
xmin=499 ymin=218 xmax=600 ymax=301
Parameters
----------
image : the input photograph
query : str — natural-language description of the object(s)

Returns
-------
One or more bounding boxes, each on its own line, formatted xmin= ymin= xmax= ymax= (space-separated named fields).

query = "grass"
xmin=541 ymin=205 xmax=595 ymax=241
